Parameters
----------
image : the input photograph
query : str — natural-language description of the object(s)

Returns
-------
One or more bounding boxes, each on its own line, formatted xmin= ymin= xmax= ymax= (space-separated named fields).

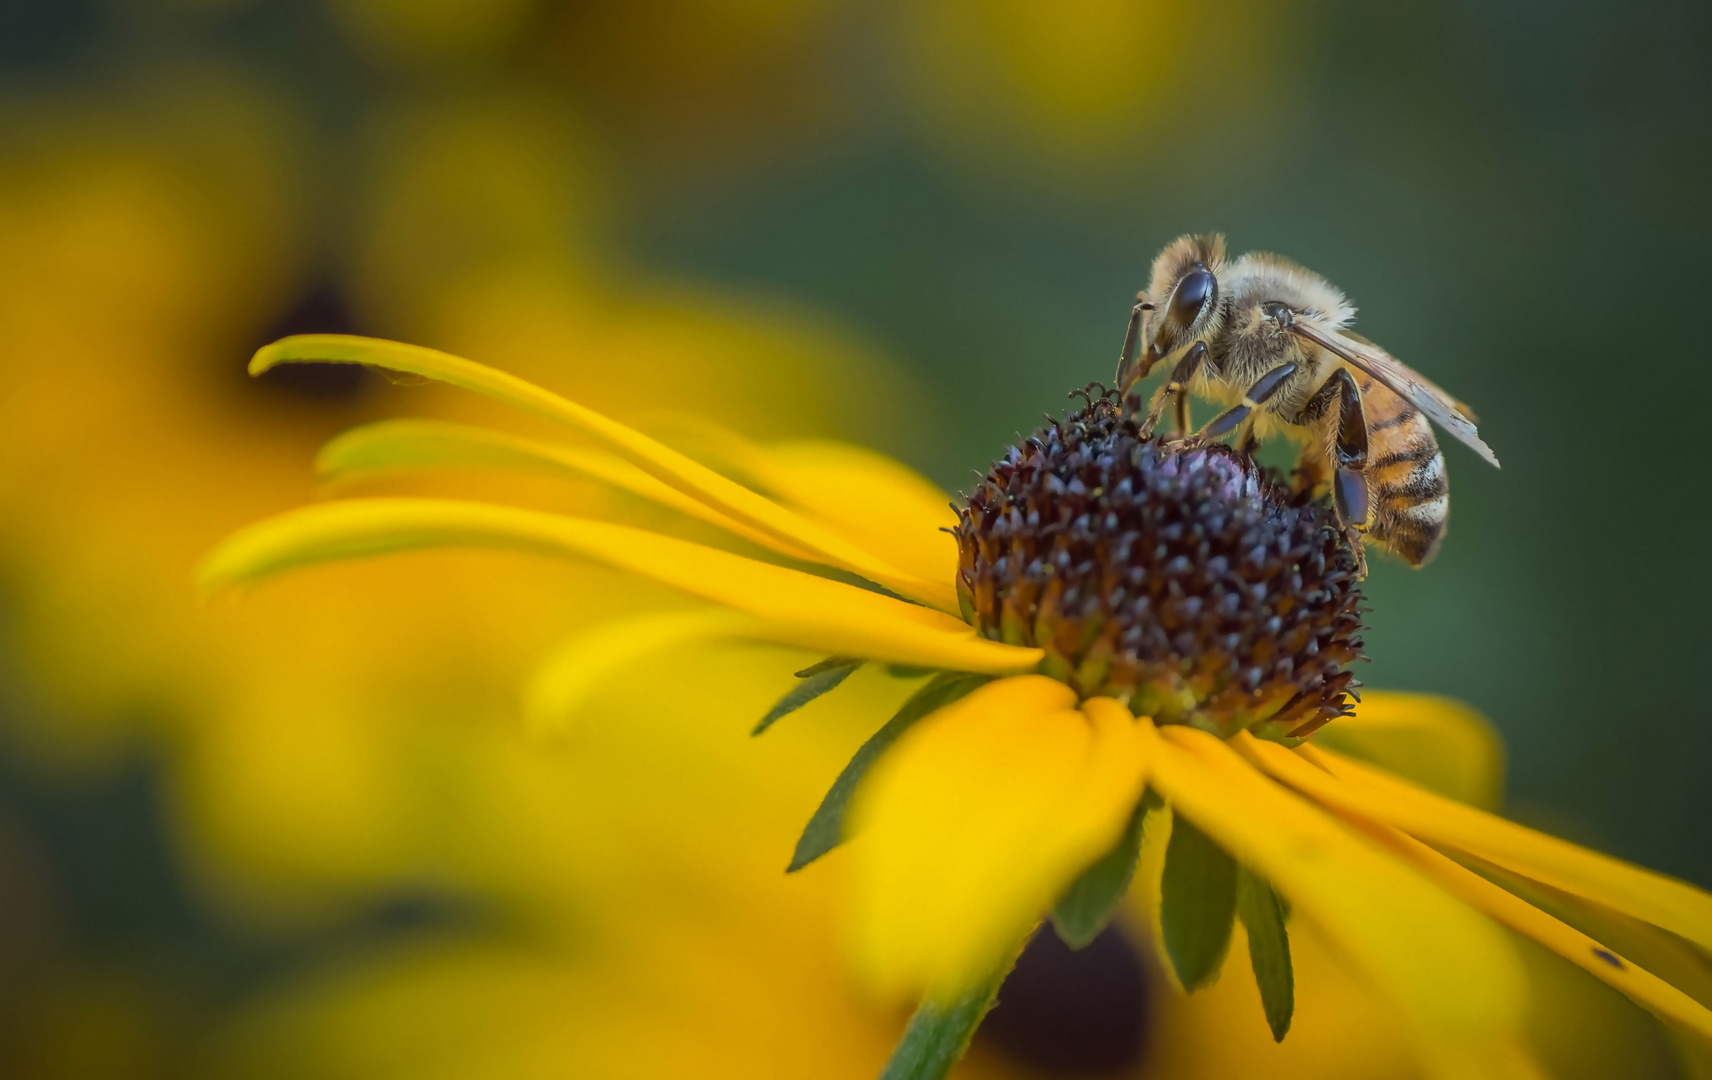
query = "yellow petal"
xmin=1473 ymin=861 xmax=1712 ymax=1013
xmin=522 ymin=611 xmax=765 ymax=739
xmin=657 ymin=418 xmax=959 ymax=588
xmin=1300 ymin=743 xmax=1712 ymax=955
xmin=1146 ymin=724 xmax=1526 ymax=1053
xmin=848 ymin=678 xmax=1148 ymax=1000
xmin=760 ymin=440 xmax=960 ymax=598
xmin=253 ymin=335 xmax=955 ymax=610
xmin=1239 ymin=734 xmax=1712 ymax=1041
xmin=1313 ymin=691 xmax=1506 ymax=810
xmin=200 ymin=497 xmax=1041 ymax=675
xmin=317 ymin=419 xmax=820 ymax=561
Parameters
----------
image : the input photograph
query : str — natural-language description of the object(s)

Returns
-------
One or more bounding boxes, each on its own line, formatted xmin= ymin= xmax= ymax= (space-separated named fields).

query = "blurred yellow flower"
xmin=0 ymin=75 xmax=982 ymax=1078
xmin=327 ymin=0 xmax=545 ymax=66
xmin=206 ymin=337 xmax=1712 ymax=1079
xmin=894 ymin=0 xmax=1297 ymax=184
xmin=0 ymin=78 xmax=905 ymax=917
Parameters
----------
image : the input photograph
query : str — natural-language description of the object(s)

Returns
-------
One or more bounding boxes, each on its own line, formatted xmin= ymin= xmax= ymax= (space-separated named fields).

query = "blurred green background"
xmin=0 ymin=0 xmax=1707 ymax=1077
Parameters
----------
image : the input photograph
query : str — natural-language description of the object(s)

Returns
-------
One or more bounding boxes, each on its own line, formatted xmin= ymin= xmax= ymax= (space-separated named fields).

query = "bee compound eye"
xmin=1167 ymin=268 xmax=1216 ymax=330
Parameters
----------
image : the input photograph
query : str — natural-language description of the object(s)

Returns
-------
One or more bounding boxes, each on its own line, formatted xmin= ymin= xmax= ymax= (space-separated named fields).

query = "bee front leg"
xmin=1114 ymin=293 xmax=1155 ymax=402
xmin=1137 ymin=341 xmax=1207 ymax=439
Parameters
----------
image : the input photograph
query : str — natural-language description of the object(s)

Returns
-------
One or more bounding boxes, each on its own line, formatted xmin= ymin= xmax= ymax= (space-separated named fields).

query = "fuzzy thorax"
xmin=953 ymin=393 xmax=1366 ymax=740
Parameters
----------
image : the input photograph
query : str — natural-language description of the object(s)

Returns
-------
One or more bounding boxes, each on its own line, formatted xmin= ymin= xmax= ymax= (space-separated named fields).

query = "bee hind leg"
xmin=1320 ymin=367 xmax=1372 ymax=577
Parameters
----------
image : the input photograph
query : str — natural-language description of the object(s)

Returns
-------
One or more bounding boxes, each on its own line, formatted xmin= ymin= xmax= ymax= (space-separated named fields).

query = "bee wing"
xmin=1291 ymin=319 xmax=1500 ymax=468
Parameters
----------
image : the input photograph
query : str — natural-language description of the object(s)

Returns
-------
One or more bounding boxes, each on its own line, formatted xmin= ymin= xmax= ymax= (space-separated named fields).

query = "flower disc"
xmin=953 ymin=393 xmax=1365 ymax=739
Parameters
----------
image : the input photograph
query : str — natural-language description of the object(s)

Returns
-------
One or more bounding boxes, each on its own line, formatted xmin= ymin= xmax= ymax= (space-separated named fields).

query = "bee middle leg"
xmin=1290 ymin=443 xmax=1331 ymax=499
xmin=1137 ymin=341 xmax=1207 ymax=439
xmin=1287 ymin=375 xmax=1342 ymax=497
xmin=1233 ymin=425 xmax=1261 ymax=458
xmin=1194 ymin=362 xmax=1299 ymax=445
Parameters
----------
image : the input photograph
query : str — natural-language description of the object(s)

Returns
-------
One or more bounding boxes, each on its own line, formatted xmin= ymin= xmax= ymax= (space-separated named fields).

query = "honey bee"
xmin=1114 ymin=234 xmax=1499 ymax=570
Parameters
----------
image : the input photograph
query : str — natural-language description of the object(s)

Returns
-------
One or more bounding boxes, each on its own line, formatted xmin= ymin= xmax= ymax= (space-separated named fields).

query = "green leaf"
xmin=751 ymin=658 xmax=862 ymax=736
xmin=1052 ymin=791 xmax=1155 ymax=948
xmin=879 ymin=970 xmax=1008 ymax=1080
xmin=787 ymin=672 xmax=991 ymax=872
xmin=1236 ymin=868 xmax=1295 ymax=1041
xmin=1160 ymin=812 xmax=1238 ymax=991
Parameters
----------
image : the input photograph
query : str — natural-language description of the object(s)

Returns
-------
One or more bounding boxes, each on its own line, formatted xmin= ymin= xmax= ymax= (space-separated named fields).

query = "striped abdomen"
xmin=1361 ymin=380 xmax=1448 ymax=566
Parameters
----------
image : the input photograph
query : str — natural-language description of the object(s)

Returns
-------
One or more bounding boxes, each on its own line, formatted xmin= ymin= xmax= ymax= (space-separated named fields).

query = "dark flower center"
xmin=952 ymin=390 xmax=1365 ymax=740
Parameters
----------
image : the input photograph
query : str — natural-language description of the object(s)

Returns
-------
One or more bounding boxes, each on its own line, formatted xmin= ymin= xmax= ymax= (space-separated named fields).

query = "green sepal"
xmin=786 ymin=672 xmax=991 ymax=872
xmin=1159 ymin=812 xmax=1238 ymax=991
xmin=880 ymin=951 xmax=1019 ymax=1080
xmin=794 ymin=655 xmax=861 ymax=679
xmin=885 ymin=663 xmax=938 ymax=679
xmin=1052 ymin=789 xmax=1159 ymax=948
xmin=751 ymin=657 xmax=862 ymax=736
xmin=1236 ymin=868 xmax=1294 ymax=1042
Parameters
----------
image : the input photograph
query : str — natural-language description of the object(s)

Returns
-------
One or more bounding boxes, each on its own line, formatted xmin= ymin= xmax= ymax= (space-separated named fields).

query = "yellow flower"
xmin=205 ymin=334 xmax=1712 ymax=1080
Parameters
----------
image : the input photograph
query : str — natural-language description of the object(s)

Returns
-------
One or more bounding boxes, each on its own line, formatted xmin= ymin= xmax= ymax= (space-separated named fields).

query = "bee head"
xmin=1141 ymin=234 xmax=1227 ymax=374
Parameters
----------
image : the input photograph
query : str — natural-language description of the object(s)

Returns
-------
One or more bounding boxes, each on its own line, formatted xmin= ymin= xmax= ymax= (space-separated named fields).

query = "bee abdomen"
xmin=1367 ymin=418 xmax=1448 ymax=566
